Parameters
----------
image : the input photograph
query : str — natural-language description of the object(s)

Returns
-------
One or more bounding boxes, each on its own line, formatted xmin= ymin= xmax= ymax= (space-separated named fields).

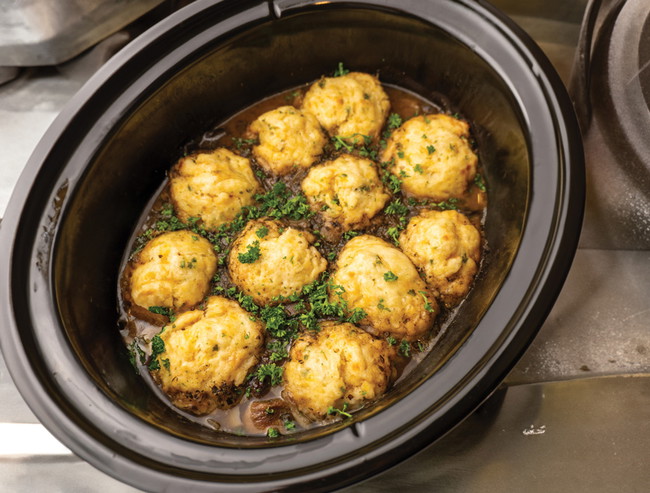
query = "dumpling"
xmin=228 ymin=219 xmax=327 ymax=305
xmin=170 ymin=148 xmax=260 ymax=230
xmin=330 ymin=235 xmax=437 ymax=341
xmin=283 ymin=321 xmax=396 ymax=420
xmin=302 ymin=72 xmax=390 ymax=141
xmin=399 ymin=209 xmax=481 ymax=307
xmin=381 ymin=114 xmax=477 ymax=201
xmin=151 ymin=296 xmax=264 ymax=415
xmin=248 ymin=105 xmax=327 ymax=175
xmin=301 ymin=154 xmax=389 ymax=231
xmin=129 ymin=230 xmax=217 ymax=311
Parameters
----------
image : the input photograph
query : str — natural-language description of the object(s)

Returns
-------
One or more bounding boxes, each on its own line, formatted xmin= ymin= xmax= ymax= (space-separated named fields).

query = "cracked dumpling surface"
xmin=170 ymin=148 xmax=260 ymax=230
xmin=283 ymin=321 xmax=396 ymax=420
xmin=151 ymin=296 xmax=264 ymax=415
xmin=301 ymin=154 xmax=390 ymax=230
xmin=248 ymin=105 xmax=327 ymax=175
xmin=330 ymin=235 xmax=438 ymax=341
xmin=400 ymin=209 xmax=481 ymax=307
xmin=228 ymin=219 xmax=327 ymax=305
xmin=302 ymin=72 xmax=390 ymax=141
xmin=129 ymin=230 xmax=217 ymax=311
xmin=381 ymin=114 xmax=477 ymax=201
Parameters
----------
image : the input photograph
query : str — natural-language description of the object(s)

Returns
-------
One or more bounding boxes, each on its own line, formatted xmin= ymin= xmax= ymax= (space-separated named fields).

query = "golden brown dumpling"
xmin=381 ymin=114 xmax=477 ymax=200
xmin=399 ymin=209 xmax=481 ymax=307
xmin=330 ymin=235 xmax=437 ymax=341
xmin=170 ymin=148 xmax=260 ymax=230
xmin=151 ymin=296 xmax=264 ymax=415
xmin=228 ymin=219 xmax=327 ymax=305
xmin=129 ymin=230 xmax=217 ymax=311
xmin=301 ymin=154 xmax=389 ymax=231
xmin=248 ymin=105 xmax=327 ymax=175
xmin=283 ymin=321 xmax=396 ymax=420
xmin=302 ymin=72 xmax=390 ymax=141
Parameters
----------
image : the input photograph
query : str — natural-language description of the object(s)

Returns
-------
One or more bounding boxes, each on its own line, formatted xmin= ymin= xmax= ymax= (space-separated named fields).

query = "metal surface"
xmin=0 ymin=0 xmax=164 ymax=66
xmin=0 ymin=0 xmax=648 ymax=491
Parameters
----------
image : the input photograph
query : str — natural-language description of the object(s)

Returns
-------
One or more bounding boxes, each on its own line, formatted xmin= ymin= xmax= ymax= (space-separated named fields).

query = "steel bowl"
xmin=0 ymin=0 xmax=584 ymax=490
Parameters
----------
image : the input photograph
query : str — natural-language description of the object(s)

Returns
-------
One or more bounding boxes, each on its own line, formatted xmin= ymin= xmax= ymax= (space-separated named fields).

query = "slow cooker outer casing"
xmin=0 ymin=0 xmax=584 ymax=491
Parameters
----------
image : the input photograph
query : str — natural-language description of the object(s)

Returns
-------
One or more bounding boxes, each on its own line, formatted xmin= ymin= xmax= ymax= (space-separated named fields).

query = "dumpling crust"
xmin=283 ymin=321 xmax=396 ymax=420
xmin=330 ymin=235 xmax=438 ymax=341
xmin=130 ymin=230 xmax=217 ymax=311
xmin=228 ymin=219 xmax=327 ymax=305
xmin=248 ymin=105 xmax=327 ymax=175
xmin=170 ymin=148 xmax=260 ymax=230
xmin=152 ymin=296 xmax=264 ymax=415
xmin=302 ymin=72 xmax=390 ymax=141
xmin=399 ymin=209 xmax=481 ymax=307
xmin=301 ymin=154 xmax=390 ymax=230
xmin=381 ymin=114 xmax=477 ymax=200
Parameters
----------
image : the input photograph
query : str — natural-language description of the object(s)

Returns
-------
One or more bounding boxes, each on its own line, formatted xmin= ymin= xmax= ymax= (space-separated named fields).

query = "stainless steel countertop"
xmin=1 ymin=1 xmax=648 ymax=491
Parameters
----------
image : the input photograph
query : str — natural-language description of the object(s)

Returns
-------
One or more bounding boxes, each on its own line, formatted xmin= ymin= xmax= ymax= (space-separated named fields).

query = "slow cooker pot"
xmin=0 ymin=0 xmax=584 ymax=491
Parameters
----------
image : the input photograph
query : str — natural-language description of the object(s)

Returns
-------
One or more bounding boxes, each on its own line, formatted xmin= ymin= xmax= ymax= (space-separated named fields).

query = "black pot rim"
xmin=0 ymin=0 xmax=585 ymax=491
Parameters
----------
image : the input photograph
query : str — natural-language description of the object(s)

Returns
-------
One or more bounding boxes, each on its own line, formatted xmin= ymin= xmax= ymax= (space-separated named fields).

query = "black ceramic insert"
xmin=0 ymin=0 xmax=584 ymax=491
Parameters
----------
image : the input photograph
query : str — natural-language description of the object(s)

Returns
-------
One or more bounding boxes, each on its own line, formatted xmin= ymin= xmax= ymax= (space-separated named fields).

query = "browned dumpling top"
xmin=302 ymin=72 xmax=390 ymax=141
xmin=152 ymin=295 xmax=264 ymax=415
xmin=400 ymin=209 xmax=481 ymax=307
xmin=129 ymin=230 xmax=217 ymax=311
xmin=170 ymin=148 xmax=260 ymax=230
xmin=381 ymin=114 xmax=477 ymax=201
xmin=283 ymin=321 xmax=396 ymax=420
xmin=330 ymin=235 xmax=438 ymax=342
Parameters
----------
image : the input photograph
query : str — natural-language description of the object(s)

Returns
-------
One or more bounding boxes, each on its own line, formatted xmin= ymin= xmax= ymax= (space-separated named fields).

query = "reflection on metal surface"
xmin=351 ymin=376 xmax=650 ymax=492
xmin=0 ymin=0 xmax=164 ymax=66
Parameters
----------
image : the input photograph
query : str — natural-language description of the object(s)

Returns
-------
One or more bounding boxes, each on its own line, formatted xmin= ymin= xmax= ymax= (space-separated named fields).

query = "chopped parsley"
xmin=383 ymin=271 xmax=399 ymax=282
xmin=267 ymin=427 xmax=280 ymax=438
xmin=385 ymin=199 xmax=409 ymax=216
xmin=399 ymin=339 xmax=411 ymax=357
xmin=386 ymin=226 xmax=401 ymax=246
xmin=377 ymin=298 xmax=391 ymax=311
xmin=418 ymin=291 xmax=436 ymax=313
xmin=414 ymin=164 xmax=424 ymax=174
xmin=238 ymin=241 xmax=261 ymax=263
xmin=148 ymin=333 xmax=166 ymax=371
xmin=148 ymin=306 xmax=173 ymax=318
xmin=327 ymin=402 xmax=352 ymax=418
xmin=387 ymin=113 xmax=403 ymax=130
xmin=426 ymin=144 xmax=436 ymax=154
xmin=255 ymin=226 xmax=269 ymax=238
xmin=333 ymin=62 xmax=350 ymax=77
xmin=474 ymin=172 xmax=486 ymax=192
xmin=256 ymin=363 xmax=284 ymax=386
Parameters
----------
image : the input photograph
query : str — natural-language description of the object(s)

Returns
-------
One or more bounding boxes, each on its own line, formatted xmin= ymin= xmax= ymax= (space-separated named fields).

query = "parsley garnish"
xmin=255 ymin=226 xmax=269 ymax=238
xmin=148 ymin=306 xmax=173 ymax=318
xmin=238 ymin=241 xmax=261 ymax=263
xmin=148 ymin=333 xmax=166 ymax=371
xmin=399 ymin=340 xmax=411 ymax=357
xmin=383 ymin=271 xmax=398 ymax=282
xmin=333 ymin=62 xmax=350 ymax=77
xmin=474 ymin=172 xmax=486 ymax=191
xmin=426 ymin=144 xmax=436 ymax=154
xmin=387 ymin=113 xmax=402 ymax=129
xmin=327 ymin=402 xmax=352 ymax=418
xmin=418 ymin=291 xmax=436 ymax=313
xmin=256 ymin=363 xmax=284 ymax=386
